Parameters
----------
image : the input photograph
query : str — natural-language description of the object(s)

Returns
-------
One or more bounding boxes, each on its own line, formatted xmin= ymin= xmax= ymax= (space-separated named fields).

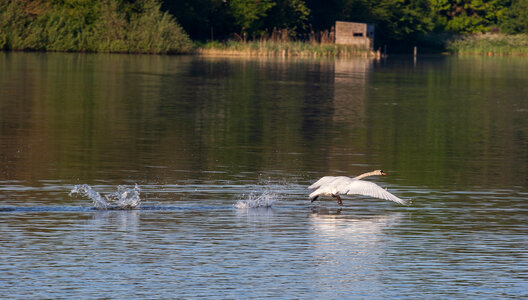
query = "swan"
xmin=309 ymin=170 xmax=407 ymax=206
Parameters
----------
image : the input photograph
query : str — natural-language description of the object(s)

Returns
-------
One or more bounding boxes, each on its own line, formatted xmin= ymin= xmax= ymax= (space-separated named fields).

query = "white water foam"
xmin=69 ymin=184 xmax=141 ymax=210
xmin=235 ymin=191 xmax=279 ymax=209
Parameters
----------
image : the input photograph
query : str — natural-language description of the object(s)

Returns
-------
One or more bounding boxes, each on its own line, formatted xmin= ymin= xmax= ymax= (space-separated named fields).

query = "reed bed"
xmin=197 ymin=40 xmax=378 ymax=58
xmin=447 ymin=34 xmax=528 ymax=56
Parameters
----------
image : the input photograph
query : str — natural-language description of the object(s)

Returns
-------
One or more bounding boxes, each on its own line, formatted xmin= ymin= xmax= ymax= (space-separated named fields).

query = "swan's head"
xmin=375 ymin=170 xmax=387 ymax=176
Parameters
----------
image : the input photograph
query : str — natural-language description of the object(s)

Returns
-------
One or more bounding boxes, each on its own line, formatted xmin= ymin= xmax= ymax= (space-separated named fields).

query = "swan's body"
xmin=309 ymin=170 xmax=407 ymax=205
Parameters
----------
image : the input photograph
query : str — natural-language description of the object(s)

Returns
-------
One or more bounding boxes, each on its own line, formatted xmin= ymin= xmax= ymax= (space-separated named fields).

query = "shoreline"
xmin=195 ymin=48 xmax=378 ymax=58
xmin=3 ymin=33 xmax=528 ymax=57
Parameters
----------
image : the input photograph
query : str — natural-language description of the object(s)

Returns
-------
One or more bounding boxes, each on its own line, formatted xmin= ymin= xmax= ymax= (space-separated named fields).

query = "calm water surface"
xmin=1 ymin=52 xmax=527 ymax=298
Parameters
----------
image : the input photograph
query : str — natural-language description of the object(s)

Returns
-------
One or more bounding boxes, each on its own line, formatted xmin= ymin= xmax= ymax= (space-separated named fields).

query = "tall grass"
xmin=447 ymin=33 xmax=528 ymax=56
xmin=198 ymin=40 xmax=378 ymax=58
xmin=0 ymin=0 xmax=193 ymax=54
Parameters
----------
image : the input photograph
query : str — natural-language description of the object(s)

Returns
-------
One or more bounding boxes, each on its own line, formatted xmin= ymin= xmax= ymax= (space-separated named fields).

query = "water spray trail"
xmin=235 ymin=191 xmax=278 ymax=209
xmin=70 ymin=184 xmax=141 ymax=210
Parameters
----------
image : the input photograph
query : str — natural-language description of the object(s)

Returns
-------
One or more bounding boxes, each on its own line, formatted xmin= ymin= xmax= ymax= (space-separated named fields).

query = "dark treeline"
xmin=163 ymin=0 xmax=528 ymax=52
xmin=2 ymin=0 xmax=528 ymax=53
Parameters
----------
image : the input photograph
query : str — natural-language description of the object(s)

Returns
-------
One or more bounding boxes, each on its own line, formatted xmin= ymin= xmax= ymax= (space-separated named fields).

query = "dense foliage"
xmin=500 ymin=0 xmax=528 ymax=34
xmin=0 ymin=0 xmax=193 ymax=53
xmin=2 ymin=0 xmax=528 ymax=53
xmin=164 ymin=0 xmax=528 ymax=52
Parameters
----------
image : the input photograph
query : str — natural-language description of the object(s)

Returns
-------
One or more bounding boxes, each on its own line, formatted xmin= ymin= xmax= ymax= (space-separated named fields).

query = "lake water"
xmin=1 ymin=52 xmax=527 ymax=298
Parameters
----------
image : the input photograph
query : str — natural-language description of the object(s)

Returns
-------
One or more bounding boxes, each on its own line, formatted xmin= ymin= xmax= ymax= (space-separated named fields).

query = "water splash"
xmin=69 ymin=184 xmax=141 ymax=210
xmin=235 ymin=191 xmax=278 ymax=209
xmin=106 ymin=185 xmax=141 ymax=209
xmin=69 ymin=185 xmax=108 ymax=209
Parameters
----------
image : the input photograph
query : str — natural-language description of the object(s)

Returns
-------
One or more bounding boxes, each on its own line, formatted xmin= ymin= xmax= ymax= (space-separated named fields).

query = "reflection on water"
xmin=1 ymin=53 xmax=527 ymax=188
xmin=89 ymin=209 xmax=141 ymax=231
xmin=309 ymin=210 xmax=404 ymax=297
xmin=1 ymin=53 xmax=528 ymax=298
xmin=333 ymin=58 xmax=372 ymax=124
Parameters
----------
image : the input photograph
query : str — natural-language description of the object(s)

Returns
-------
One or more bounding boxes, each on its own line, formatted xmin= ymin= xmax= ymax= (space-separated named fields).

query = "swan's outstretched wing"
xmin=343 ymin=179 xmax=407 ymax=205
xmin=309 ymin=176 xmax=407 ymax=205
xmin=309 ymin=176 xmax=343 ymax=190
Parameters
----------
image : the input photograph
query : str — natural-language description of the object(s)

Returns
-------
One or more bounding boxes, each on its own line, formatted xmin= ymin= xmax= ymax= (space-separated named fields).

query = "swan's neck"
xmin=354 ymin=171 xmax=378 ymax=180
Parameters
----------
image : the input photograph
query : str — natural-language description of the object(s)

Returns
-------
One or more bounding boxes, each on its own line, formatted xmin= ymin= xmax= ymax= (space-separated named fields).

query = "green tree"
xmin=500 ymin=0 xmax=528 ymax=33
xmin=375 ymin=0 xmax=434 ymax=41
xmin=336 ymin=0 xmax=434 ymax=49
xmin=430 ymin=0 xmax=509 ymax=33
xmin=263 ymin=0 xmax=310 ymax=36
xmin=229 ymin=0 xmax=276 ymax=39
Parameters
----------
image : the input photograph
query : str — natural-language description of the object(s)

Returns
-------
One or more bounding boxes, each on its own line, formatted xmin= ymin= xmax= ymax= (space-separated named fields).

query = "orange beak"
xmin=381 ymin=171 xmax=387 ymax=175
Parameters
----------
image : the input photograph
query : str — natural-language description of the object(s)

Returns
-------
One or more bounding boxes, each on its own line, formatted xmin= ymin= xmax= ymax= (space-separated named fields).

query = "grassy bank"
xmin=197 ymin=40 xmax=379 ymax=58
xmin=0 ymin=0 xmax=193 ymax=54
xmin=447 ymin=34 xmax=528 ymax=56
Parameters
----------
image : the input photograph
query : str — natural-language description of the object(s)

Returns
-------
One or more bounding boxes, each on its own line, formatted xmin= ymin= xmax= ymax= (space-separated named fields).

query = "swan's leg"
xmin=332 ymin=194 xmax=343 ymax=206
xmin=311 ymin=196 xmax=319 ymax=203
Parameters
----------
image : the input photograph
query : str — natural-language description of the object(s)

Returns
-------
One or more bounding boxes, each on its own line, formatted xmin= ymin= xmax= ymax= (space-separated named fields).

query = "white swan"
xmin=309 ymin=170 xmax=407 ymax=206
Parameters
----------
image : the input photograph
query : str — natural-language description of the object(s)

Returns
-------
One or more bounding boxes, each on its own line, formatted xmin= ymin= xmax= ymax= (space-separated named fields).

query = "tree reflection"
xmin=1 ymin=53 xmax=527 ymax=191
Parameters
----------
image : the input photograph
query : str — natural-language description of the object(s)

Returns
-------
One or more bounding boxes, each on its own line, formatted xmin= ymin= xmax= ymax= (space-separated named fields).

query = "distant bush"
xmin=447 ymin=33 xmax=528 ymax=56
xmin=0 ymin=0 xmax=193 ymax=54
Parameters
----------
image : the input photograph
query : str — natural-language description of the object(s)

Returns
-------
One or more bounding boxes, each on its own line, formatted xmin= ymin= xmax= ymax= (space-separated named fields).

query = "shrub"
xmin=0 ymin=0 xmax=193 ymax=54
